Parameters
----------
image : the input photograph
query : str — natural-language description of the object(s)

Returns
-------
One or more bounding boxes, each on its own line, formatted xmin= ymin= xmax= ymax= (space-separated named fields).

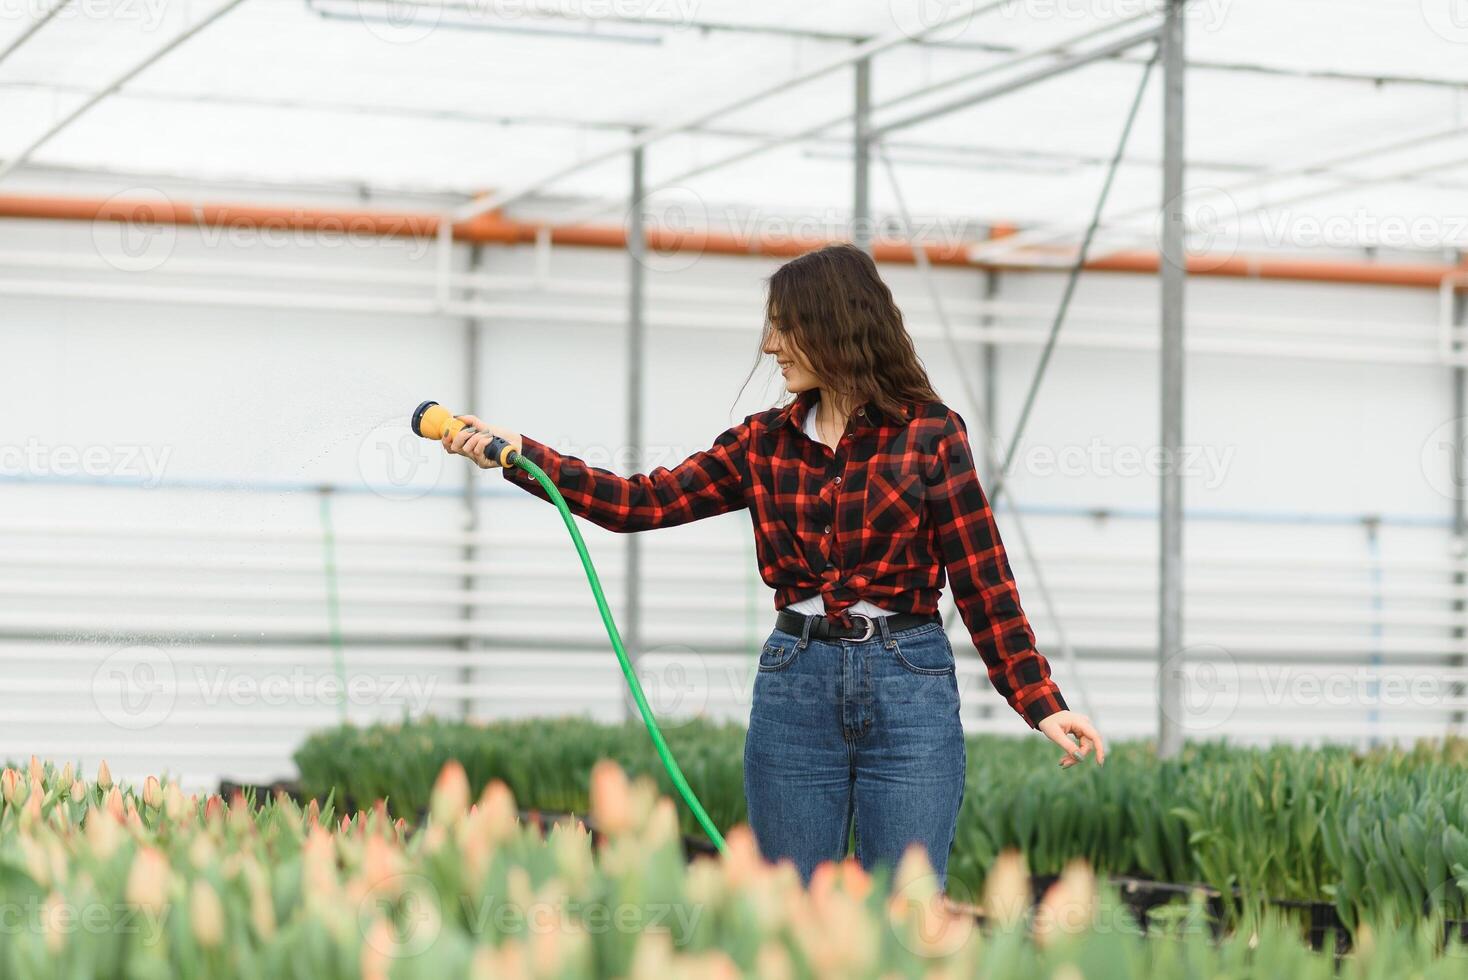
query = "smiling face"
xmin=761 ymin=311 xmax=822 ymax=394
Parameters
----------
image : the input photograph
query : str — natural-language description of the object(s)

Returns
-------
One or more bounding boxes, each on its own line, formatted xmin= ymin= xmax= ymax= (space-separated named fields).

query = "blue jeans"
xmin=742 ymin=614 xmax=967 ymax=891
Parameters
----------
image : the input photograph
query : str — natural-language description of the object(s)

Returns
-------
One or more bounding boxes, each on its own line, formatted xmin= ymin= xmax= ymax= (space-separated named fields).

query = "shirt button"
xmin=833 ymin=476 xmax=842 ymax=484
xmin=823 ymin=524 xmax=832 ymax=534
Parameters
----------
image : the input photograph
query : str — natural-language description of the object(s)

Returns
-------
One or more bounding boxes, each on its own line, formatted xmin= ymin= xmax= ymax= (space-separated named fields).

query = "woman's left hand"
xmin=1037 ymin=710 xmax=1105 ymax=768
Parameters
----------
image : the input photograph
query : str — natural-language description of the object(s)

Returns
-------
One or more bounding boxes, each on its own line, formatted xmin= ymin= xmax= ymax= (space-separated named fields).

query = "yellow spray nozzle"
xmin=411 ymin=400 xmax=517 ymax=468
xmin=410 ymin=400 xmax=464 ymax=441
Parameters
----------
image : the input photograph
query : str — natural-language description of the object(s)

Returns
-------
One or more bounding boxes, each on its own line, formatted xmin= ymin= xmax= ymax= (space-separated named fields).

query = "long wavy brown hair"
xmin=736 ymin=243 xmax=939 ymax=423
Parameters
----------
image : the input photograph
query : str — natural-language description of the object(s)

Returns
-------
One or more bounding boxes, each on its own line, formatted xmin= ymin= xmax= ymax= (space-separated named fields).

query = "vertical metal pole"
xmin=459 ymin=243 xmax=483 ymax=721
xmin=625 ymin=144 xmax=647 ymax=720
xmin=1452 ymin=265 xmax=1466 ymax=728
xmin=853 ymin=56 xmax=873 ymax=254
xmin=1157 ymin=0 xmax=1187 ymax=759
xmin=981 ymin=268 xmax=1001 ymax=480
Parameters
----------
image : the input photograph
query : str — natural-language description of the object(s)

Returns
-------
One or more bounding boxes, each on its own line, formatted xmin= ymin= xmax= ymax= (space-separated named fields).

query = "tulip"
xmin=1 ymin=768 xmax=21 ymax=806
xmin=28 ymin=755 xmax=43 ymax=784
xmin=245 ymin=860 xmax=276 ymax=940
xmin=982 ymin=849 xmax=1031 ymax=931
xmin=69 ymin=779 xmax=86 ymax=802
xmin=41 ymin=891 xmax=66 ymax=954
xmin=20 ymin=789 xmax=42 ymax=830
xmin=190 ymin=879 xmax=225 ymax=948
xmin=96 ymin=760 xmax=112 ymax=791
xmin=143 ymin=776 xmax=162 ymax=810
xmin=430 ymin=760 xmax=470 ymax=826
xmin=164 ymin=782 xmax=185 ymax=822
xmin=1033 ymin=859 xmax=1097 ymax=949
xmin=478 ymin=781 xmax=518 ymax=845
xmin=125 ymin=847 xmax=171 ymax=914
xmin=361 ymin=918 xmax=395 ymax=980
xmin=589 ymin=760 xmax=632 ymax=836
xmin=85 ymin=808 xmax=122 ymax=859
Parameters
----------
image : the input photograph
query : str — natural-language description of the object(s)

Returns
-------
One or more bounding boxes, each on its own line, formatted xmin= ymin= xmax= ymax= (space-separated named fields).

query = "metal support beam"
xmin=869 ymin=22 xmax=1162 ymax=140
xmin=853 ymin=56 xmax=872 ymax=253
xmin=1452 ymin=263 xmax=1466 ymax=729
xmin=459 ymin=243 xmax=484 ymax=721
xmin=448 ymin=0 xmax=1007 ymax=224
xmin=0 ymin=0 xmax=71 ymax=67
xmin=982 ymin=269 xmax=1001 ymax=480
xmin=0 ymin=0 xmax=248 ymax=183
xmin=624 ymin=144 xmax=647 ymax=721
xmin=1157 ymin=0 xmax=1188 ymax=759
xmin=551 ymin=14 xmax=1161 ymax=233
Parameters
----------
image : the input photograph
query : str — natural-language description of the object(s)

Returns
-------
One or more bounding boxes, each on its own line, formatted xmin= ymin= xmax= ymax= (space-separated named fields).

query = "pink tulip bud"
xmin=125 ymin=847 xmax=171 ymax=914
xmin=41 ymin=891 xmax=66 ymax=954
xmin=430 ymin=761 xmax=471 ymax=826
xmin=589 ymin=760 xmax=632 ymax=836
xmin=96 ymin=760 xmax=112 ymax=791
xmin=143 ymin=776 xmax=162 ymax=810
xmin=1 ymin=768 xmax=21 ymax=806
xmin=190 ymin=879 xmax=225 ymax=948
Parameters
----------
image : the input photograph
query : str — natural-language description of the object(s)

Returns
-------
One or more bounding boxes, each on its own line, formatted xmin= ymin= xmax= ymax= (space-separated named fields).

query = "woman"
xmin=441 ymin=243 xmax=1104 ymax=890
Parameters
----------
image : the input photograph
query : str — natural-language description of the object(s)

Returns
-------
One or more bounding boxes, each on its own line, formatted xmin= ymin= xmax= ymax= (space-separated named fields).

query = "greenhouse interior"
xmin=3 ymin=0 xmax=1468 ymax=976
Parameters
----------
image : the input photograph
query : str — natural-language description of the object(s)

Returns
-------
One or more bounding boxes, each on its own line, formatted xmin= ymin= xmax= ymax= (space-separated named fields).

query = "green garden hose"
xmin=410 ymin=401 xmax=728 ymax=854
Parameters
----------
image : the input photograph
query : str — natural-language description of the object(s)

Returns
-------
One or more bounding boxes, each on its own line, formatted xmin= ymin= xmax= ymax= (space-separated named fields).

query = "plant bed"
xmin=11 ymin=757 xmax=1468 ymax=977
xmin=295 ymin=716 xmax=1468 ymax=934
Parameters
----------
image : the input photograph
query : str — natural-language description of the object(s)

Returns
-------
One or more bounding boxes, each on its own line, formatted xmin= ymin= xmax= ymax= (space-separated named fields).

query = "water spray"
xmin=411 ymin=401 xmax=728 ymax=854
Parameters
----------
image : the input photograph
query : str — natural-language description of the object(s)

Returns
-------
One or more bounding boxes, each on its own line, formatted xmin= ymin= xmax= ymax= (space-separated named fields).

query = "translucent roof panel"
xmin=1 ymin=0 xmax=1465 ymax=253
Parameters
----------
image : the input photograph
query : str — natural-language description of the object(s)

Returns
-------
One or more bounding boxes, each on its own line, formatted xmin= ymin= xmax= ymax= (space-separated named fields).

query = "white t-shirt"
xmin=782 ymin=400 xmax=898 ymax=619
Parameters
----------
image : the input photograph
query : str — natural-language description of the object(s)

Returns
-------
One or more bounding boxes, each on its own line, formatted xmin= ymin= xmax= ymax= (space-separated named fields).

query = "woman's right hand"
xmin=442 ymin=414 xmax=524 ymax=469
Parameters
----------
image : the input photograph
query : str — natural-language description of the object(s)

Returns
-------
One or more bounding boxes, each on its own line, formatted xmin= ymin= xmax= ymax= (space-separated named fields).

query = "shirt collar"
xmin=778 ymin=387 xmax=908 ymax=430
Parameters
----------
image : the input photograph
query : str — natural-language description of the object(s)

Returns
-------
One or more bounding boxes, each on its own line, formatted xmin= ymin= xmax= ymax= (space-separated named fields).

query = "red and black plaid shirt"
xmin=502 ymin=386 xmax=1068 ymax=728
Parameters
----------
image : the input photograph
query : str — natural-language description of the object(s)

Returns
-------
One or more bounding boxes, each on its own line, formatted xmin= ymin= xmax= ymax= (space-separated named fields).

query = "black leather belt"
xmin=775 ymin=608 xmax=940 ymax=643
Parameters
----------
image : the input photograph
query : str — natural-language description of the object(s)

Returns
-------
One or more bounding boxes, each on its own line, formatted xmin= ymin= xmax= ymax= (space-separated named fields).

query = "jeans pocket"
xmin=758 ymin=633 xmax=802 ymax=673
xmin=890 ymin=625 xmax=956 ymax=676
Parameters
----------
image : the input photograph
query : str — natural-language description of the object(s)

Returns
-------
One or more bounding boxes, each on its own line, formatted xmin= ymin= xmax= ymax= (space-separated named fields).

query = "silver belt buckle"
xmin=849 ymin=613 xmax=875 ymax=642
